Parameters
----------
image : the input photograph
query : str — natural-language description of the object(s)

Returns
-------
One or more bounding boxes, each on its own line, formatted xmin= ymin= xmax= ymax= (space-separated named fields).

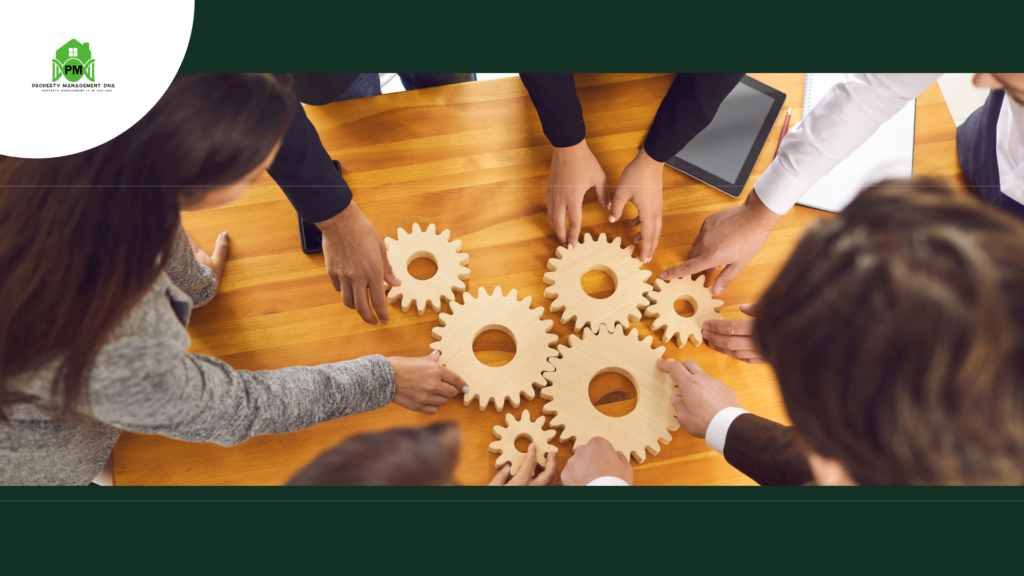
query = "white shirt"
xmin=755 ymin=73 xmax=1024 ymax=214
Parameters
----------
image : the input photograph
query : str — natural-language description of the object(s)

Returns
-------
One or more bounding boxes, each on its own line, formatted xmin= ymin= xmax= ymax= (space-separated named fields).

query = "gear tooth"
xmin=554 ymin=245 xmax=568 ymax=259
xmin=549 ymin=296 xmax=565 ymax=312
xmin=520 ymin=409 xmax=532 ymax=422
xmin=427 ymin=223 xmax=438 ymax=234
xmin=412 ymin=222 xmax=423 ymax=234
xmin=477 ymin=286 xmax=487 ymax=298
xmin=431 ymin=327 xmax=444 ymax=340
xmin=640 ymin=269 xmax=653 ymax=281
xmin=488 ymin=440 xmax=503 ymax=453
xmin=542 ymin=272 xmax=557 ymax=285
xmin=384 ymin=237 xmax=395 ymax=249
xmin=624 ymin=243 xmax=636 ymax=256
xmin=397 ymin=226 xmax=409 ymax=239
xmin=448 ymin=238 xmax=463 ymax=252
xmin=438 ymin=228 xmax=451 ymax=241
xmin=612 ymin=236 xmax=622 ymax=247
xmin=694 ymin=274 xmax=706 ymax=285
xmin=598 ymin=232 xmax=608 ymax=243
xmin=507 ymin=288 xmax=517 ymax=300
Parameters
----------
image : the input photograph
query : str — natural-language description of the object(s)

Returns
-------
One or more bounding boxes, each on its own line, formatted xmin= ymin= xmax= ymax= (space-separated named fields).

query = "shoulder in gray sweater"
xmin=0 ymin=223 xmax=395 ymax=486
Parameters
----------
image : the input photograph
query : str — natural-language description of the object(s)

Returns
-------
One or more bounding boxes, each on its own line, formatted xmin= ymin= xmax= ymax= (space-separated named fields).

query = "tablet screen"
xmin=666 ymin=76 xmax=785 ymax=197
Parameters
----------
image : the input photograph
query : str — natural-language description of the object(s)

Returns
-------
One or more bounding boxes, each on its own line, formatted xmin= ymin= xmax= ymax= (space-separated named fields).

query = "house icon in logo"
xmin=52 ymin=39 xmax=95 ymax=83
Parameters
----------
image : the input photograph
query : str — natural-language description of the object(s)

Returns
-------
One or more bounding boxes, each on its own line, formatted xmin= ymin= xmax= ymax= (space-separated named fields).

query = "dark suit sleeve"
xmin=520 ymin=73 xmax=587 ymax=148
xmin=723 ymin=413 xmax=813 ymax=486
xmin=266 ymin=97 xmax=353 ymax=223
xmin=643 ymin=73 xmax=745 ymax=162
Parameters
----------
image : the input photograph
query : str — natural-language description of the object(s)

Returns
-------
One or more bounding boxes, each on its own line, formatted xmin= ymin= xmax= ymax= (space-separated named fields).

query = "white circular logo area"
xmin=0 ymin=1 xmax=195 ymax=158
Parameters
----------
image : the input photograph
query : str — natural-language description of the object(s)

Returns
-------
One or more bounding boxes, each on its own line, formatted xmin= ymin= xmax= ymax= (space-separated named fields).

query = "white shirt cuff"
xmin=586 ymin=476 xmax=631 ymax=487
xmin=705 ymin=407 xmax=749 ymax=455
xmin=753 ymin=160 xmax=812 ymax=216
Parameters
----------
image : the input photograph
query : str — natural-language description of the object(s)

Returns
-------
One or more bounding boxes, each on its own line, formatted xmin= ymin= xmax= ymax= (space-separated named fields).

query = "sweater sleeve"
xmin=86 ymin=290 xmax=396 ymax=446
xmin=267 ymin=96 xmax=354 ymax=223
xmin=166 ymin=223 xmax=218 ymax=308
xmin=520 ymin=73 xmax=587 ymax=148
xmin=643 ymin=73 xmax=745 ymax=162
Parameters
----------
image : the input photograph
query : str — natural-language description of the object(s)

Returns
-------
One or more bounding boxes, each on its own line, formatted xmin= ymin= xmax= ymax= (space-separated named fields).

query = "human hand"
xmin=546 ymin=139 xmax=608 ymax=250
xmin=702 ymin=304 xmax=766 ymax=364
xmin=487 ymin=443 xmax=558 ymax=486
xmin=387 ymin=350 xmax=468 ymax=415
xmin=318 ymin=201 xmax=401 ymax=325
xmin=560 ymin=437 xmax=633 ymax=486
xmin=657 ymin=359 xmax=739 ymax=439
xmin=659 ymin=190 xmax=781 ymax=297
xmin=609 ymin=147 xmax=664 ymax=263
xmin=188 ymin=231 xmax=230 ymax=281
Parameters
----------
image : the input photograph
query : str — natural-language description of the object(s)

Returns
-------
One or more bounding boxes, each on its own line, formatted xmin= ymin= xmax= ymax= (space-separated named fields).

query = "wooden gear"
xmin=489 ymin=410 xmax=557 ymax=475
xmin=384 ymin=223 xmax=470 ymax=315
xmin=644 ymin=276 xmax=724 ymax=347
xmin=431 ymin=286 xmax=558 ymax=412
xmin=540 ymin=324 xmax=680 ymax=463
xmin=542 ymin=233 xmax=652 ymax=333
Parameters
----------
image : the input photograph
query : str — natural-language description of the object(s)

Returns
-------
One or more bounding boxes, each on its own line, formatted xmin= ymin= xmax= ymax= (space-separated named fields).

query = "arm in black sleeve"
xmin=520 ymin=73 xmax=587 ymax=148
xmin=723 ymin=413 xmax=814 ymax=486
xmin=643 ymin=73 xmax=745 ymax=162
xmin=266 ymin=97 xmax=353 ymax=224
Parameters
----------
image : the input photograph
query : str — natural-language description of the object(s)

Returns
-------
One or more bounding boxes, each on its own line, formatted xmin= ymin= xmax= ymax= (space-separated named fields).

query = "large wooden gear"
xmin=384 ymin=223 xmax=470 ymax=315
xmin=431 ymin=286 xmax=558 ymax=412
xmin=542 ymin=233 xmax=652 ymax=333
xmin=540 ymin=324 xmax=680 ymax=463
xmin=644 ymin=276 xmax=724 ymax=347
xmin=489 ymin=410 xmax=557 ymax=475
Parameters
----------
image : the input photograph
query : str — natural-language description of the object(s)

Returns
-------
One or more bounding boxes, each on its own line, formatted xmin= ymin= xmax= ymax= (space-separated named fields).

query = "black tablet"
xmin=666 ymin=75 xmax=786 ymax=198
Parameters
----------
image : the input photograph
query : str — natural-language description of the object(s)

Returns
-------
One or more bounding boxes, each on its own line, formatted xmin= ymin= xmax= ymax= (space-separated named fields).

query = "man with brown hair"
xmin=588 ymin=178 xmax=1024 ymax=486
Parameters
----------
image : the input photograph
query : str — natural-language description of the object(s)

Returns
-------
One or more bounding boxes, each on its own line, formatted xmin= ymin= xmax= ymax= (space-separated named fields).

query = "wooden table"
xmin=112 ymin=73 xmax=965 ymax=486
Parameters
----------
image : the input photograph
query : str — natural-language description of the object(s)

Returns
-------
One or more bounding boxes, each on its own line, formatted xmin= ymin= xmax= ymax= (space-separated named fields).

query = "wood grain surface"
xmin=111 ymin=73 xmax=964 ymax=486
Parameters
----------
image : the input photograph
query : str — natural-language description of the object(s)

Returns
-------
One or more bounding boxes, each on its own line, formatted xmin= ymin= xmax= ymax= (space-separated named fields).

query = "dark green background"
xmin=179 ymin=0 xmax=1021 ymax=72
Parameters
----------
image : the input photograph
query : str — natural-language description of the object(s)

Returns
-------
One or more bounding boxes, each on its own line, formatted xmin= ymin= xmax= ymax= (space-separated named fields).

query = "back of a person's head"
xmin=287 ymin=423 xmax=461 ymax=486
xmin=0 ymin=73 xmax=294 ymax=417
xmin=755 ymin=177 xmax=1024 ymax=485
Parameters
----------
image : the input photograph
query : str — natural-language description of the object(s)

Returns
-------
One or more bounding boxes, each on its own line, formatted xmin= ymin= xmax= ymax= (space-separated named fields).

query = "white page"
xmin=796 ymin=73 xmax=916 ymax=213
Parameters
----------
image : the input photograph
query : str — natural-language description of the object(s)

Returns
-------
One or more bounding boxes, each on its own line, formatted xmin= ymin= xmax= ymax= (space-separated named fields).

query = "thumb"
xmin=711 ymin=263 xmax=743 ymax=297
xmin=659 ymin=254 xmax=713 ymax=281
xmin=211 ymin=232 xmax=230 ymax=266
xmin=423 ymin=349 xmax=441 ymax=362
xmin=739 ymin=303 xmax=758 ymax=318
xmin=380 ymin=244 xmax=401 ymax=286
xmin=608 ymin=189 xmax=631 ymax=223
xmin=487 ymin=464 xmax=512 ymax=486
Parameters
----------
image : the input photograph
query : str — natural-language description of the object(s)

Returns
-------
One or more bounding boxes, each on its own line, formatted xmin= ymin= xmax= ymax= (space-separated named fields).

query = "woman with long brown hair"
xmin=0 ymin=74 xmax=466 ymax=486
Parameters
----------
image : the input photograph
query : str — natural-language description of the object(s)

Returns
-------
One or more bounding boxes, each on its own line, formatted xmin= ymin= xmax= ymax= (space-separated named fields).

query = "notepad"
xmin=795 ymin=73 xmax=916 ymax=213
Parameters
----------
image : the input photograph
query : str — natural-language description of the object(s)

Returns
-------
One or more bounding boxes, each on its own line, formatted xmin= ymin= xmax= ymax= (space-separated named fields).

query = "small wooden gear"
xmin=644 ymin=276 xmax=724 ymax=347
xmin=541 ymin=324 xmax=680 ymax=463
xmin=542 ymin=233 xmax=652 ymax=333
xmin=431 ymin=286 xmax=558 ymax=412
xmin=384 ymin=223 xmax=470 ymax=315
xmin=489 ymin=410 xmax=557 ymax=475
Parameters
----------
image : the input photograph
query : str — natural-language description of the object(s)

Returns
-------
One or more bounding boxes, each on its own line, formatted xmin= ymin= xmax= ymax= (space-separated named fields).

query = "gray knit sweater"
xmin=0 ymin=224 xmax=396 ymax=486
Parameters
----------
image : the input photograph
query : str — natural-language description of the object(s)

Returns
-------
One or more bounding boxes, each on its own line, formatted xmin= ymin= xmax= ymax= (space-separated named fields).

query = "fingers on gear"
xmin=540 ymin=324 xmax=679 ymax=463
xmin=384 ymin=223 xmax=470 ymax=315
xmin=489 ymin=409 xmax=557 ymax=475
xmin=431 ymin=286 xmax=558 ymax=412
xmin=542 ymin=233 xmax=652 ymax=333
xmin=644 ymin=276 xmax=724 ymax=347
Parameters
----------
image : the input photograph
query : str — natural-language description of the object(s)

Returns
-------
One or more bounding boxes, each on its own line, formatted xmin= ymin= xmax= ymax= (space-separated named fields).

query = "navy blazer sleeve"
xmin=520 ymin=73 xmax=745 ymax=162
xmin=266 ymin=97 xmax=353 ymax=223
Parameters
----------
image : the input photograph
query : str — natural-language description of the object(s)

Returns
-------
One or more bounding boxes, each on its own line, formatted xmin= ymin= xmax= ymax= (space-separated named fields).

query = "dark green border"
xmin=180 ymin=1 xmax=1022 ymax=72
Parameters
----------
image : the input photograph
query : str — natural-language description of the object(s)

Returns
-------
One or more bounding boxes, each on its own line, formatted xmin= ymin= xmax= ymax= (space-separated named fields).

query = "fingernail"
xmin=702 ymin=321 xmax=710 ymax=330
xmin=222 ymin=232 xmax=228 ymax=238
xmin=607 ymin=203 xmax=612 ymax=211
xmin=531 ymin=442 xmax=537 ymax=449
xmin=659 ymin=272 xmax=667 ymax=279
xmin=644 ymin=257 xmax=651 ymax=264
xmin=461 ymin=386 xmax=469 ymax=394
xmin=431 ymin=350 xmax=439 ymax=356
xmin=567 ymin=244 xmax=573 ymax=251
xmin=609 ymin=216 xmax=616 ymax=223
xmin=714 ymin=287 xmax=724 ymax=296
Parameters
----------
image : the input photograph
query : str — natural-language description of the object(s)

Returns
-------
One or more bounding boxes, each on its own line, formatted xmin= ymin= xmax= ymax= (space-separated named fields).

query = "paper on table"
xmin=796 ymin=73 xmax=916 ymax=213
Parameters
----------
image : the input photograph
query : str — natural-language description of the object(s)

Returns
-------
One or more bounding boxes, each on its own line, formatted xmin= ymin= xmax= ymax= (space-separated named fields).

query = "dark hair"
xmin=0 ymin=73 xmax=294 ymax=418
xmin=287 ymin=423 xmax=462 ymax=486
xmin=755 ymin=177 xmax=1024 ymax=485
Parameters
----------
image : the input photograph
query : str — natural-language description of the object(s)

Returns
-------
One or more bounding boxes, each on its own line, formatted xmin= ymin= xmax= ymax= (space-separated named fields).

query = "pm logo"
xmin=52 ymin=39 xmax=95 ymax=82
